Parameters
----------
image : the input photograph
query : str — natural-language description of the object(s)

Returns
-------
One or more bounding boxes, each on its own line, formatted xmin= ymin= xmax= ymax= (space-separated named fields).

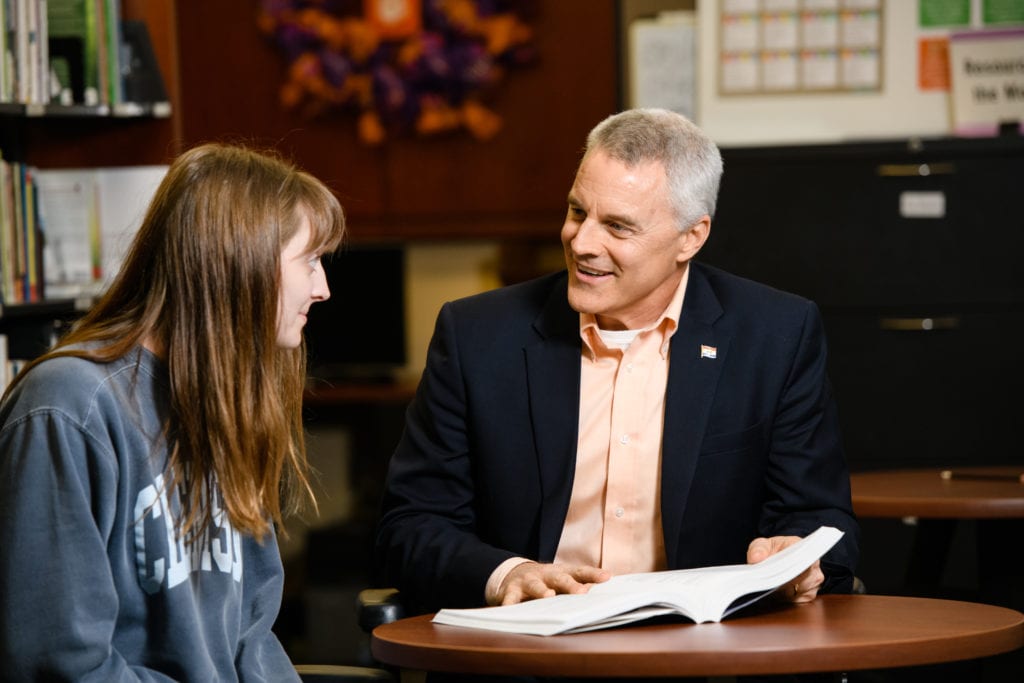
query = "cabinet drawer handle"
xmin=878 ymin=316 xmax=960 ymax=331
xmin=876 ymin=162 xmax=955 ymax=177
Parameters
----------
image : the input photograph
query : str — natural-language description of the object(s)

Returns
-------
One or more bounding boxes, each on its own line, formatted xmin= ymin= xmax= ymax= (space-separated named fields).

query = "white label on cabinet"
xmin=899 ymin=191 xmax=946 ymax=219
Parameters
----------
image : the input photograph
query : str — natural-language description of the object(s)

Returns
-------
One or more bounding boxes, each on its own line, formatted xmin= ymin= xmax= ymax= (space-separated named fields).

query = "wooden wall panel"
xmin=174 ymin=0 xmax=619 ymax=242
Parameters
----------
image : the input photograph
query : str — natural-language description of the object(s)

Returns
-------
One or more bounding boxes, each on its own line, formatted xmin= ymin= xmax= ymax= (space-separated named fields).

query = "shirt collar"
xmin=579 ymin=265 xmax=690 ymax=361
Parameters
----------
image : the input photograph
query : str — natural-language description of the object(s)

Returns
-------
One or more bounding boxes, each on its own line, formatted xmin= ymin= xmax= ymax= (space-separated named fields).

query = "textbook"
xmin=432 ymin=525 xmax=844 ymax=636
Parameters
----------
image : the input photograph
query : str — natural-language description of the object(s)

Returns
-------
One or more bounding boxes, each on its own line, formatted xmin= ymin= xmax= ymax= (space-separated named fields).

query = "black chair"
xmin=357 ymin=588 xmax=406 ymax=632
xmin=354 ymin=588 xmax=406 ymax=679
xmin=291 ymin=587 xmax=402 ymax=682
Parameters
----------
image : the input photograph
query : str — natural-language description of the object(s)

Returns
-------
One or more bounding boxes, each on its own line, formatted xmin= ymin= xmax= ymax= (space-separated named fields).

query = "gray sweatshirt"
xmin=0 ymin=346 xmax=299 ymax=682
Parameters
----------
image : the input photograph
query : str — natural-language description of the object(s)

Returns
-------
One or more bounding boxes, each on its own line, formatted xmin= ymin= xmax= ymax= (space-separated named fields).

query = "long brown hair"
xmin=5 ymin=143 xmax=346 ymax=541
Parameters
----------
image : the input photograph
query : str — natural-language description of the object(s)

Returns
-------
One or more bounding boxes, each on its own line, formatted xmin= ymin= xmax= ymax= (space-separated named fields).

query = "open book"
xmin=432 ymin=525 xmax=844 ymax=636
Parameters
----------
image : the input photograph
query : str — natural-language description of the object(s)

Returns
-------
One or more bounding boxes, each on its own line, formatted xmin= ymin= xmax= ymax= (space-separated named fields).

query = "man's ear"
xmin=677 ymin=216 xmax=711 ymax=263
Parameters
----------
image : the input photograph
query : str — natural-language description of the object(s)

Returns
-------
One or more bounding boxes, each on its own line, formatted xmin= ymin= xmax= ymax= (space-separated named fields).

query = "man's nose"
xmin=570 ymin=218 xmax=601 ymax=255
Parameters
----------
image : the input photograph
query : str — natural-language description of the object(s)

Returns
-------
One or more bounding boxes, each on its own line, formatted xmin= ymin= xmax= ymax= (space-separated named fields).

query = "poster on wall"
xmin=948 ymin=28 xmax=1024 ymax=134
xmin=628 ymin=10 xmax=697 ymax=120
xmin=916 ymin=0 xmax=1024 ymax=93
xmin=717 ymin=0 xmax=884 ymax=96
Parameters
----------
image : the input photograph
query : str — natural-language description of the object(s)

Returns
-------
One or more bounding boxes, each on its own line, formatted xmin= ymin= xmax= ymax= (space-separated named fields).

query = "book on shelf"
xmin=0 ymin=332 xmax=7 ymax=389
xmin=47 ymin=0 xmax=101 ymax=105
xmin=432 ymin=525 xmax=844 ymax=636
xmin=0 ymin=159 xmax=165 ymax=304
xmin=0 ymin=333 xmax=24 ymax=392
xmin=118 ymin=18 xmax=166 ymax=110
xmin=34 ymin=164 xmax=166 ymax=299
xmin=48 ymin=0 xmax=167 ymax=109
xmin=0 ymin=0 xmax=165 ymax=109
xmin=0 ymin=155 xmax=43 ymax=304
xmin=0 ymin=0 xmax=50 ymax=105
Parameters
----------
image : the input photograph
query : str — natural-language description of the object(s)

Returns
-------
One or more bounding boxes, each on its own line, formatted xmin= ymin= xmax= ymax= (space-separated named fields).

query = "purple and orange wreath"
xmin=259 ymin=0 xmax=537 ymax=144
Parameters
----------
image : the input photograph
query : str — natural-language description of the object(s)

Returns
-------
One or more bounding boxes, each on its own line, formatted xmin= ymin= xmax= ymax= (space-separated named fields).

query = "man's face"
xmin=561 ymin=150 xmax=707 ymax=330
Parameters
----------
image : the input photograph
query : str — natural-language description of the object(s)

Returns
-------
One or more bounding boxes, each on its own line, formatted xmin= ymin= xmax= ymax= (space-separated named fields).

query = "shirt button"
xmin=626 ymin=363 xmax=634 ymax=372
xmin=614 ymin=507 xmax=625 ymax=518
xmin=619 ymin=434 xmax=630 ymax=445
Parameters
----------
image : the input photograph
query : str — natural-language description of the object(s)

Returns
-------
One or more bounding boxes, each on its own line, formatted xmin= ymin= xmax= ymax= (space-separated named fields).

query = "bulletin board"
xmin=718 ymin=0 xmax=884 ymax=95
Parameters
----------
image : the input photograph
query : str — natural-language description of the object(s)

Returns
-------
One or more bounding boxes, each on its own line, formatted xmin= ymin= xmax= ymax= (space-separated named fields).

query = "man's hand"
xmin=496 ymin=562 xmax=611 ymax=606
xmin=747 ymin=535 xmax=823 ymax=603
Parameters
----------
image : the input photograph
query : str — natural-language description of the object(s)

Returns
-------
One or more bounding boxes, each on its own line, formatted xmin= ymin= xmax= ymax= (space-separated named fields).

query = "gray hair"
xmin=583 ymin=108 xmax=724 ymax=231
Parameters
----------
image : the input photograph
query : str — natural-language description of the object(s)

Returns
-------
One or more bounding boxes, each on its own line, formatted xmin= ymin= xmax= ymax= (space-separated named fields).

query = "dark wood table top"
xmin=370 ymin=595 xmax=1024 ymax=677
xmin=850 ymin=466 xmax=1024 ymax=518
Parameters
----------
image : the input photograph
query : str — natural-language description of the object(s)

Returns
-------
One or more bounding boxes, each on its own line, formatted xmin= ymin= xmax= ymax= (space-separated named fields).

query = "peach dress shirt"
xmin=485 ymin=269 xmax=689 ymax=603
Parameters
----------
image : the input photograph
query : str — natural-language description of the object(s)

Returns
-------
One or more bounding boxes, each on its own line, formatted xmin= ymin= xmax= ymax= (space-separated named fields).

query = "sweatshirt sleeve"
xmin=234 ymin=527 xmax=301 ymax=683
xmin=0 ymin=410 xmax=175 ymax=682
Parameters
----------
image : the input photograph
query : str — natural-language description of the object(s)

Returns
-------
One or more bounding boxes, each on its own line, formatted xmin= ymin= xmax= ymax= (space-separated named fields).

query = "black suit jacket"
xmin=376 ymin=262 xmax=859 ymax=613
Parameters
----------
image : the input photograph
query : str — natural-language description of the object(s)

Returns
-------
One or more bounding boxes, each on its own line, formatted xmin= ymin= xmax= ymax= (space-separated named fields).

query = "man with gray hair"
xmin=376 ymin=109 xmax=858 ymax=623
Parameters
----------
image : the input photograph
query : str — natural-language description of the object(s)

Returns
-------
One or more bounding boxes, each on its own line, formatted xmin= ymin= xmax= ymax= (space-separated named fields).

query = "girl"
xmin=0 ymin=143 xmax=345 ymax=681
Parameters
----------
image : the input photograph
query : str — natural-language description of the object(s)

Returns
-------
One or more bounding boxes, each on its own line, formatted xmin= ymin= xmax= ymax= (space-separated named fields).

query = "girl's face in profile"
xmin=276 ymin=213 xmax=330 ymax=348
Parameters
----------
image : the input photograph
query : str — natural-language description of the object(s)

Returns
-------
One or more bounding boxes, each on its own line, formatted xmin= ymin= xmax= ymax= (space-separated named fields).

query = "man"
xmin=375 ymin=108 xmax=858 ymax=618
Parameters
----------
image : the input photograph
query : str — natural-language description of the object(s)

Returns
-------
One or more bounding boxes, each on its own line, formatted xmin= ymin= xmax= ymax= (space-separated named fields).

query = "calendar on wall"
xmin=718 ymin=0 xmax=884 ymax=95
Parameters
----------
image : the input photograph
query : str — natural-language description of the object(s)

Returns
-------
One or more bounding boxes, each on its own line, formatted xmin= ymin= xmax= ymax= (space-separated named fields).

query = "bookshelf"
xmin=0 ymin=0 xmax=180 ymax=389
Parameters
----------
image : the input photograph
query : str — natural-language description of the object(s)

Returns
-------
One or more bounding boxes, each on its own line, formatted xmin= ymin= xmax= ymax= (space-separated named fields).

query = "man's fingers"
xmin=779 ymin=562 xmax=825 ymax=603
xmin=747 ymin=538 xmax=770 ymax=562
xmin=499 ymin=563 xmax=609 ymax=604
xmin=570 ymin=565 xmax=612 ymax=585
xmin=747 ymin=535 xmax=801 ymax=563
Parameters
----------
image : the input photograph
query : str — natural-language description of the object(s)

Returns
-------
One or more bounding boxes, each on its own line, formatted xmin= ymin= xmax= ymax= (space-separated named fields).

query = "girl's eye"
xmin=307 ymin=255 xmax=321 ymax=271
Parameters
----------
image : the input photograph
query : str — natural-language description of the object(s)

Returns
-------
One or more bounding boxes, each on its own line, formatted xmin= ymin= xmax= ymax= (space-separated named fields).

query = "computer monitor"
xmin=303 ymin=246 xmax=406 ymax=382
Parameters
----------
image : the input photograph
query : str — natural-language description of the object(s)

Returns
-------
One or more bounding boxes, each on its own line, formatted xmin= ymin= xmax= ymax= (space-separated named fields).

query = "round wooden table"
xmin=370 ymin=595 xmax=1024 ymax=678
xmin=850 ymin=466 xmax=1024 ymax=518
xmin=850 ymin=466 xmax=1024 ymax=616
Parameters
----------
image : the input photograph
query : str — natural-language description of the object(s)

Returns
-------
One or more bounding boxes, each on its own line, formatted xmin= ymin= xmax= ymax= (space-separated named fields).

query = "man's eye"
xmin=568 ymin=206 xmax=585 ymax=218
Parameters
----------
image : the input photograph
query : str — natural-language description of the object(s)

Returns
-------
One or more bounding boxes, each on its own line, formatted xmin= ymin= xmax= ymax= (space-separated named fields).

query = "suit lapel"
xmin=661 ymin=263 xmax=729 ymax=566
xmin=525 ymin=276 xmax=582 ymax=561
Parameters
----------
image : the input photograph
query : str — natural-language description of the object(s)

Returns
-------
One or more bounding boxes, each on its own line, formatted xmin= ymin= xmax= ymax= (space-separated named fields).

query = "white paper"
xmin=629 ymin=12 xmax=697 ymax=121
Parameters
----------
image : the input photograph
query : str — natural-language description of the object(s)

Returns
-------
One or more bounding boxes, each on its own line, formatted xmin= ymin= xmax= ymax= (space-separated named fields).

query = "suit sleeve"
xmin=375 ymin=302 xmax=518 ymax=613
xmin=760 ymin=300 xmax=859 ymax=593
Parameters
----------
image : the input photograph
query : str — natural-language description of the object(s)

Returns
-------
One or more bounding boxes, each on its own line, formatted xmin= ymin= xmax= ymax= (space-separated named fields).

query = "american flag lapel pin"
xmin=700 ymin=344 xmax=717 ymax=359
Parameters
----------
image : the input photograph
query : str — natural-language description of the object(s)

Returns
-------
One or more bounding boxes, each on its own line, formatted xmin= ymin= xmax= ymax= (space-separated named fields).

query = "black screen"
xmin=303 ymin=246 xmax=406 ymax=380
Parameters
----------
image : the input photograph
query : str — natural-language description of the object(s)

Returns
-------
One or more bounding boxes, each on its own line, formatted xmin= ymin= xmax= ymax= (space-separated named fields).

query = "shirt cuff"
xmin=485 ymin=557 xmax=534 ymax=606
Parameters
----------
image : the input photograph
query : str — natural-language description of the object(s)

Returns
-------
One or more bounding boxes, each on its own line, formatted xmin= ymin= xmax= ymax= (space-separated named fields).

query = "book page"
xmin=589 ymin=525 xmax=843 ymax=621
xmin=432 ymin=591 xmax=681 ymax=636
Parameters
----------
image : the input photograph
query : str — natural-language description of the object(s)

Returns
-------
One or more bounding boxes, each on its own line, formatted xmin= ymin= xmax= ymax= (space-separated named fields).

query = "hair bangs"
xmin=294 ymin=173 xmax=346 ymax=256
